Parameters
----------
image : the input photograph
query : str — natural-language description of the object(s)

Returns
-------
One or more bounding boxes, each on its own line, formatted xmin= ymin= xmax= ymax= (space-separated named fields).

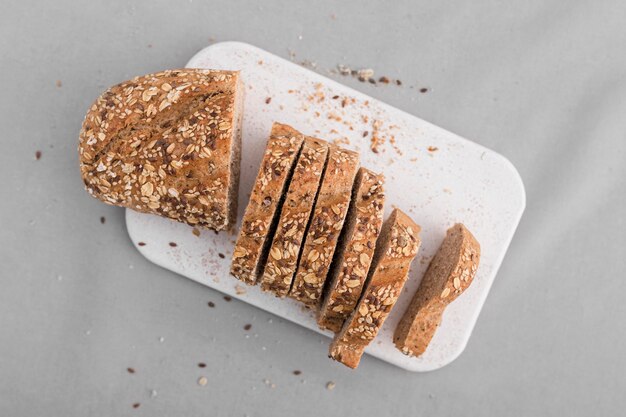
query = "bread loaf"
xmin=78 ymin=69 xmax=243 ymax=231
xmin=259 ymin=137 xmax=329 ymax=297
xmin=394 ymin=223 xmax=480 ymax=357
xmin=289 ymin=145 xmax=360 ymax=307
xmin=230 ymin=123 xmax=305 ymax=284
xmin=317 ymin=168 xmax=385 ymax=332
xmin=329 ymin=209 xmax=421 ymax=369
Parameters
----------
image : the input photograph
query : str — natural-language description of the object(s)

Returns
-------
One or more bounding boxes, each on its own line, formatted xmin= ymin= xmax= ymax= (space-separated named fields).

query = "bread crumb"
xmin=55 ymin=80 xmax=62 ymax=88
xmin=198 ymin=376 xmax=208 ymax=386
xmin=192 ymin=227 xmax=200 ymax=237
xmin=326 ymin=381 xmax=336 ymax=390
xmin=235 ymin=284 xmax=247 ymax=295
xmin=428 ymin=146 xmax=438 ymax=152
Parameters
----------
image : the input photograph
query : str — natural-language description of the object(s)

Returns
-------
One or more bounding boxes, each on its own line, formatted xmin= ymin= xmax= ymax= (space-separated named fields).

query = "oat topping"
xmin=78 ymin=69 xmax=242 ymax=231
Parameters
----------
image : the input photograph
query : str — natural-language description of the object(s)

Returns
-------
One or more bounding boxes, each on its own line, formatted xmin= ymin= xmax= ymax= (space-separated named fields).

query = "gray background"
xmin=2 ymin=0 xmax=625 ymax=415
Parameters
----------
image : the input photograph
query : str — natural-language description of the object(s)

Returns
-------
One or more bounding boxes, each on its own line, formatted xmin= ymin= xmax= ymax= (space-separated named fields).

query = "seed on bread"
xmin=329 ymin=209 xmax=421 ymax=369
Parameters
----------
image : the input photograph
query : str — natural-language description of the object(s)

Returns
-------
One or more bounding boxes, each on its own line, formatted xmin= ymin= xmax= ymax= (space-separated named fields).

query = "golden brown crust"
xmin=329 ymin=209 xmax=421 ymax=369
xmin=259 ymin=137 xmax=329 ymax=297
xmin=289 ymin=145 xmax=360 ymax=307
xmin=393 ymin=223 xmax=480 ymax=357
xmin=230 ymin=123 xmax=305 ymax=284
xmin=317 ymin=168 xmax=385 ymax=332
xmin=78 ymin=69 xmax=243 ymax=231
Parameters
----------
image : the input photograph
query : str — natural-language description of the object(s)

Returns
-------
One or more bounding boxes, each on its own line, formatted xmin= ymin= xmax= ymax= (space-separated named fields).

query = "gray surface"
xmin=2 ymin=0 xmax=625 ymax=415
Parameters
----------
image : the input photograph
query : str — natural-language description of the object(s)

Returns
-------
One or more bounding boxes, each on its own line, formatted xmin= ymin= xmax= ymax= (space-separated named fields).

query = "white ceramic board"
xmin=126 ymin=41 xmax=525 ymax=372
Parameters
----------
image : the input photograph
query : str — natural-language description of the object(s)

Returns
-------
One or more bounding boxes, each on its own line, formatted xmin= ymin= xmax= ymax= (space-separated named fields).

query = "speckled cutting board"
xmin=126 ymin=41 xmax=526 ymax=372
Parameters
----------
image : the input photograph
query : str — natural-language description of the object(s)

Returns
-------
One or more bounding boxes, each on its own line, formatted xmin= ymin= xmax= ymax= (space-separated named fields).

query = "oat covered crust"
xmin=78 ymin=69 xmax=243 ymax=230
xmin=289 ymin=145 xmax=360 ymax=307
xmin=259 ymin=137 xmax=329 ymax=297
xmin=231 ymin=123 xmax=305 ymax=284
xmin=329 ymin=209 xmax=421 ymax=369
xmin=317 ymin=168 xmax=385 ymax=332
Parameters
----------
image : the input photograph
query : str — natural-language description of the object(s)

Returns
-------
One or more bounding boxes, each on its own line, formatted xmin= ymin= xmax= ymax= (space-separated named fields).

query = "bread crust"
xmin=230 ymin=123 xmax=305 ymax=284
xmin=289 ymin=145 xmax=360 ymax=307
xmin=78 ymin=69 xmax=243 ymax=231
xmin=393 ymin=223 xmax=480 ymax=357
xmin=259 ymin=137 xmax=329 ymax=297
xmin=329 ymin=209 xmax=421 ymax=369
xmin=317 ymin=168 xmax=385 ymax=332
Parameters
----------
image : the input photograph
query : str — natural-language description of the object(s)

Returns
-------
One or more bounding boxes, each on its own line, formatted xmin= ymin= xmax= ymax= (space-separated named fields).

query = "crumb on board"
xmin=326 ymin=381 xmax=336 ymax=390
xmin=55 ymin=80 xmax=62 ymax=88
xmin=192 ymin=227 xmax=201 ymax=237
xmin=235 ymin=284 xmax=247 ymax=295
xmin=198 ymin=376 xmax=208 ymax=386
xmin=428 ymin=146 xmax=439 ymax=152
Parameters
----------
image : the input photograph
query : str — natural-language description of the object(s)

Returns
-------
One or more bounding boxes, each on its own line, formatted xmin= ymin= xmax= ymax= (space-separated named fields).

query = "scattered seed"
xmin=218 ymin=253 xmax=225 ymax=259
xmin=326 ymin=381 xmax=336 ymax=390
xmin=427 ymin=146 xmax=438 ymax=152
xmin=293 ymin=370 xmax=302 ymax=375
xmin=379 ymin=76 xmax=390 ymax=84
xmin=35 ymin=151 xmax=42 ymax=160
xmin=208 ymin=301 xmax=215 ymax=308
xmin=396 ymin=79 xmax=402 ymax=86
xmin=127 ymin=367 xmax=135 ymax=374
xmin=244 ymin=324 xmax=252 ymax=331
xmin=420 ymin=87 xmax=429 ymax=93
xmin=132 ymin=403 xmax=140 ymax=409
xmin=265 ymin=97 xmax=272 ymax=104
xmin=138 ymin=242 xmax=146 ymax=246
xmin=192 ymin=228 xmax=200 ymax=237
xmin=169 ymin=242 xmax=177 ymax=247
xmin=56 ymin=80 xmax=62 ymax=88
xmin=223 ymin=295 xmax=232 ymax=302
xmin=100 ymin=216 xmax=106 ymax=224
xmin=198 ymin=362 xmax=206 ymax=368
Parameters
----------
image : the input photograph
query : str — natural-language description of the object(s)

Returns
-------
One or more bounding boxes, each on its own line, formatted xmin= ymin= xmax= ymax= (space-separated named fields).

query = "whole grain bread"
xmin=78 ymin=69 xmax=243 ymax=231
xmin=317 ymin=168 xmax=385 ymax=332
xmin=259 ymin=137 xmax=329 ymax=297
xmin=230 ymin=123 xmax=305 ymax=284
xmin=289 ymin=145 xmax=360 ymax=307
xmin=394 ymin=223 xmax=480 ymax=357
xmin=329 ymin=209 xmax=421 ymax=369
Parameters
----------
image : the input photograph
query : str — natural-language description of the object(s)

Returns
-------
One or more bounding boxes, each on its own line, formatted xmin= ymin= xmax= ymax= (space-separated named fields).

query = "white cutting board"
xmin=126 ymin=41 xmax=525 ymax=372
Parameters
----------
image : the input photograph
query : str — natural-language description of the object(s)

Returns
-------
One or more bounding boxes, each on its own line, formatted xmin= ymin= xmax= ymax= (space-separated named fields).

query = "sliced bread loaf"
xmin=78 ymin=69 xmax=244 ymax=231
xmin=289 ymin=145 xmax=360 ymax=307
xmin=329 ymin=209 xmax=421 ymax=369
xmin=230 ymin=123 xmax=305 ymax=284
xmin=317 ymin=168 xmax=385 ymax=332
xmin=394 ymin=223 xmax=480 ymax=357
xmin=259 ymin=137 xmax=329 ymax=297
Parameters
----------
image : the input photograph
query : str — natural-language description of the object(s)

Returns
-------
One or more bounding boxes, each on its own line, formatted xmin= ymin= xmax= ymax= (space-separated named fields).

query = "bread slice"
xmin=394 ymin=223 xmax=480 ymax=357
xmin=329 ymin=209 xmax=421 ymax=369
xmin=289 ymin=145 xmax=360 ymax=307
xmin=259 ymin=137 xmax=329 ymax=297
xmin=317 ymin=168 xmax=385 ymax=332
xmin=230 ymin=123 xmax=305 ymax=284
xmin=78 ymin=69 xmax=244 ymax=231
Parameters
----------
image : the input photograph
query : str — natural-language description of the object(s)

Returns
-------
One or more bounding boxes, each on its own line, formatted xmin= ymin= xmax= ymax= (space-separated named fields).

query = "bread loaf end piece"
xmin=317 ymin=168 xmax=385 ymax=332
xmin=78 ymin=69 xmax=243 ymax=231
xmin=259 ymin=137 xmax=329 ymax=297
xmin=231 ymin=123 xmax=305 ymax=284
xmin=329 ymin=208 xmax=421 ymax=369
xmin=394 ymin=223 xmax=480 ymax=357
xmin=289 ymin=145 xmax=360 ymax=307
